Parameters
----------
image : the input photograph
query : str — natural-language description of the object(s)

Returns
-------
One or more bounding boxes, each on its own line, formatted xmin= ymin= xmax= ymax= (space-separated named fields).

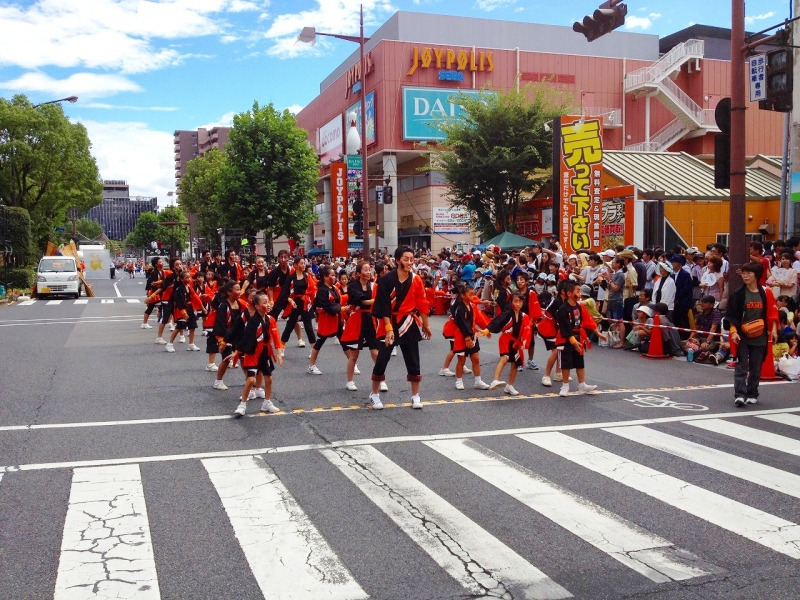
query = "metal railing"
xmin=624 ymin=39 xmax=704 ymax=90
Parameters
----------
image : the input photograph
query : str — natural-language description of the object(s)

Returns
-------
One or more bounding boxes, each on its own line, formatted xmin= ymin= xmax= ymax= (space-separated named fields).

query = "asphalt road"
xmin=1 ymin=275 xmax=799 ymax=600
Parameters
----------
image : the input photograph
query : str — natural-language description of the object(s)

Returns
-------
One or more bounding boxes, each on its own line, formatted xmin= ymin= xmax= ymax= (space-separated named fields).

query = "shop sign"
xmin=344 ymin=52 xmax=374 ymax=98
xmin=318 ymin=115 xmax=343 ymax=165
xmin=330 ymin=162 xmax=349 ymax=258
xmin=433 ymin=207 xmax=470 ymax=234
xmin=407 ymin=46 xmax=494 ymax=76
xmin=600 ymin=185 xmax=635 ymax=249
xmin=402 ymin=87 xmax=490 ymax=141
xmin=345 ymin=90 xmax=376 ymax=146
xmin=559 ymin=115 xmax=603 ymax=254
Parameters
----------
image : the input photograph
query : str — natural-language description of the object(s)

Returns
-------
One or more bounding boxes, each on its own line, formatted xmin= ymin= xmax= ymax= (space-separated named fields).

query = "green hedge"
xmin=3 ymin=267 xmax=36 ymax=290
xmin=0 ymin=206 xmax=34 ymax=266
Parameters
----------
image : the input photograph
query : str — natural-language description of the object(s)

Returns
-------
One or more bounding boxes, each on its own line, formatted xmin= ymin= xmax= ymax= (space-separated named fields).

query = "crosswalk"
xmin=17 ymin=298 xmax=141 ymax=305
xmin=3 ymin=411 xmax=800 ymax=599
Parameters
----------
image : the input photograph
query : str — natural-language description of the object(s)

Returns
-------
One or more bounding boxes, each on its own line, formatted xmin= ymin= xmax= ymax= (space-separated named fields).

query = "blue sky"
xmin=0 ymin=0 xmax=790 ymax=206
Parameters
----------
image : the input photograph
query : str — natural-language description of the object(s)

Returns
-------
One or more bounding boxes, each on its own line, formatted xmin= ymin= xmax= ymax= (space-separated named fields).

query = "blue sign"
xmin=439 ymin=71 xmax=464 ymax=81
xmin=401 ymin=86 xmax=492 ymax=141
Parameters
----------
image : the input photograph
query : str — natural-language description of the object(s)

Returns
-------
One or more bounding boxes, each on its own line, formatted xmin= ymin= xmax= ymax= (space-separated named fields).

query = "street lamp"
xmin=32 ymin=96 xmax=78 ymax=109
xmin=298 ymin=4 xmax=372 ymax=257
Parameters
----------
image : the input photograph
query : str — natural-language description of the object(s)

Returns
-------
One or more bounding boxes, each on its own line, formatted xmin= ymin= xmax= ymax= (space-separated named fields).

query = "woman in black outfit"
xmin=278 ymin=256 xmax=317 ymax=347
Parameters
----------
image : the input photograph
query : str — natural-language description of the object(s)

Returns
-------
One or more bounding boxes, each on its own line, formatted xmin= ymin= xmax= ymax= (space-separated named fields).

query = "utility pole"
xmin=728 ymin=0 xmax=747 ymax=291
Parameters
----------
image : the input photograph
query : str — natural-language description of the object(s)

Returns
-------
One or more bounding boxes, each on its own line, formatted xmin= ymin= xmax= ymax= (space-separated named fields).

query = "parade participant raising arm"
xmin=369 ymin=246 xmax=432 ymax=410
xmin=486 ymin=292 xmax=532 ymax=396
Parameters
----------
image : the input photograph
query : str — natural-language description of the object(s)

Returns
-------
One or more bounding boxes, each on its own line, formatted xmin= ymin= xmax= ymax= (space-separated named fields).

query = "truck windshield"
xmin=39 ymin=260 xmax=75 ymax=273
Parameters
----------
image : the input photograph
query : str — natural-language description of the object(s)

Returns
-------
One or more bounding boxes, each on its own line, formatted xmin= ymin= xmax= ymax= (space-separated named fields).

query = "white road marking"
xmin=758 ymin=413 xmax=800 ymax=429
xmin=125 ymin=298 xmax=140 ymax=303
xmin=203 ymin=455 xmax=367 ymax=600
xmin=3 ymin=407 xmax=800 ymax=474
xmin=101 ymin=299 xmax=114 ymax=304
xmin=686 ymin=419 xmax=800 ymax=456
xmin=46 ymin=300 xmax=63 ymax=305
xmin=605 ymin=424 xmax=800 ymax=498
xmin=74 ymin=299 xmax=88 ymax=304
xmin=519 ymin=431 xmax=800 ymax=559
xmin=18 ymin=299 xmax=37 ymax=305
xmin=425 ymin=438 xmax=718 ymax=583
xmin=322 ymin=445 xmax=571 ymax=599
xmin=54 ymin=464 xmax=159 ymax=599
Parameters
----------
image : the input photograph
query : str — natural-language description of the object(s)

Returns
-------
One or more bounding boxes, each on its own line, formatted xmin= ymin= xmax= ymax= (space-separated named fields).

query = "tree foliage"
xmin=430 ymin=87 xmax=563 ymax=238
xmin=217 ymin=101 xmax=319 ymax=240
xmin=178 ymin=148 xmax=227 ymax=248
xmin=0 ymin=94 xmax=103 ymax=252
xmin=125 ymin=207 xmax=189 ymax=254
xmin=0 ymin=205 xmax=33 ymax=267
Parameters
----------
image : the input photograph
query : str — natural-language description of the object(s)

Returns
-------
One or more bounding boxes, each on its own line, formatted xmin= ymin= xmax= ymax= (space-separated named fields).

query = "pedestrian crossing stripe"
xmin=15 ymin=298 xmax=141 ymax=305
xmin=203 ymin=456 xmax=367 ymax=600
xmin=519 ymin=431 xmax=800 ymax=559
xmin=3 ymin=419 xmax=800 ymax=599
xmin=686 ymin=418 xmax=800 ymax=456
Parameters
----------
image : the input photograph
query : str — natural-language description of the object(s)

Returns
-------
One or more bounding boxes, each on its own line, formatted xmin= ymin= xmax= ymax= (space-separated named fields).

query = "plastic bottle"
xmin=687 ymin=348 xmax=694 ymax=362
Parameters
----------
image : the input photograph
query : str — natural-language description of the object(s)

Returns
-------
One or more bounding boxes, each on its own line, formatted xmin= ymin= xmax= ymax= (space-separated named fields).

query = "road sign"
xmin=347 ymin=155 xmax=362 ymax=170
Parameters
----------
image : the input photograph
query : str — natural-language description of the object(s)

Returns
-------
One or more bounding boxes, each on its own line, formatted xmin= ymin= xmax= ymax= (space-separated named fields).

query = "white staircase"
xmin=624 ymin=39 xmax=718 ymax=151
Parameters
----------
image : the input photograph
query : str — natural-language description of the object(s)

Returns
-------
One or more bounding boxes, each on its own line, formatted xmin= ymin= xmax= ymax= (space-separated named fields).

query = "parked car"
xmin=36 ymin=256 xmax=81 ymax=299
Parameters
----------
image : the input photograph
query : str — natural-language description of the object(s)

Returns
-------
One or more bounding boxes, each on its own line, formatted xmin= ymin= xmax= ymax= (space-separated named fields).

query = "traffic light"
xmin=352 ymin=198 xmax=363 ymax=238
xmin=383 ymin=186 xmax=393 ymax=204
xmin=759 ymin=47 xmax=793 ymax=112
xmin=573 ymin=1 xmax=627 ymax=42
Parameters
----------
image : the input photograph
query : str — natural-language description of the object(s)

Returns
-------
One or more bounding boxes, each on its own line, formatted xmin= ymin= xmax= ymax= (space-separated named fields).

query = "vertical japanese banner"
xmin=330 ymin=162 xmax=349 ymax=258
xmin=600 ymin=185 xmax=635 ymax=249
xmin=559 ymin=115 xmax=603 ymax=255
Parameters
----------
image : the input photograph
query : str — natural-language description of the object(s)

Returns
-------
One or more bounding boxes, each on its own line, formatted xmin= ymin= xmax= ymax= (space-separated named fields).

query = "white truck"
xmin=36 ymin=256 xmax=81 ymax=299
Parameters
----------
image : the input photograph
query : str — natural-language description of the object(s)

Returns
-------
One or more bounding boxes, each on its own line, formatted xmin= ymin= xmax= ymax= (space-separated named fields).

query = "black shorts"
xmin=456 ymin=340 xmax=480 ymax=357
xmin=558 ymin=345 xmax=585 ymax=371
xmin=242 ymin=355 xmax=274 ymax=377
xmin=542 ymin=337 xmax=556 ymax=351
xmin=501 ymin=351 xmax=523 ymax=367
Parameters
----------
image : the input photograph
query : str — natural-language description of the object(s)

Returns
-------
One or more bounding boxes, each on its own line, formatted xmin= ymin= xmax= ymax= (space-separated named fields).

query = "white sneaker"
xmin=169 ymin=324 xmax=176 ymax=331
xmin=455 ymin=380 xmax=465 ymax=390
xmin=559 ymin=384 xmax=571 ymax=397
xmin=391 ymin=347 xmax=397 ymax=356
xmin=255 ymin=387 xmax=266 ymax=399
xmin=154 ymin=337 xmax=168 ymax=344
xmin=411 ymin=395 xmax=423 ymax=409
xmin=368 ymin=394 xmax=384 ymax=410
xmin=260 ymin=399 xmax=279 ymax=413
xmin=213 ymin=380 xmax=228 ymax=391
xmin=474 ymin=380 xmax=491 ymax=390
xmin=297 ymin=339 xmax=306 ymax=347
xmin=578 ymin=382 xmax=598 ymax=394
xmin=734 ymin=397 xmax=746 ymax=407
xmin=346 ymin=381 xmax=358 ymax=391
xmin=553 ymin=372 xmax=563 ymax=382
xmin=489 ymin=379 xmax=506 ymax=390
xmin=353 ymin=364 xmax=361 ymax=375
xmin=205 ymin=363 xmax=218 ymax=371
xmin=463 ymin=366 xmax=472 ymax=375
xmin=247 ymin=389 xmax=257 ymax=401
xmin=439 ymin=368 xmax=456 ymax=377
xmin=745 ymin=397 xmax=758 ymax=405
xmin=504 ymin=384 xmax=520 ymax=395
xmin=541 ymin=376 xmax=552 ymax=387
xmin=140 ymin=323 xmax=152 ymax=329
xmin=307 ymin=364 xmax=322 ymax=375
xmin=234 ymin=402 xmax=247 ymax=417
xmin=379 ymin=381 xmax=389 ymax=392
xmin=178 ymin=335 xmax=186 ymax=344
xmin=187 ymin=343 xmax=201 ymax=351
xmin=165 ymin=343 xmax=175 ymax=353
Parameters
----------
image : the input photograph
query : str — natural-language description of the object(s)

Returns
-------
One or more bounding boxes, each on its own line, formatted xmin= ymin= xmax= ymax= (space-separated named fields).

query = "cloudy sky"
xmin=0 ymin=0 xmax=788 ymax=207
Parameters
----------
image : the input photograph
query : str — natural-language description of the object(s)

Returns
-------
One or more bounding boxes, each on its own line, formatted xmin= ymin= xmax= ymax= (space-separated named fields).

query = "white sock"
xmin=474 ymin=376 xmax=483 ymax=384
xmin=456 ymin=378 xmax=463 ymax=385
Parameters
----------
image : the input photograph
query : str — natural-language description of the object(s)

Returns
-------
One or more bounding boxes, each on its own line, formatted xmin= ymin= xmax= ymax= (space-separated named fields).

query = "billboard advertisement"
xmin=330 ymin=162 xmax=349 ymax=258
xmin=402 ymin=87 xmax=489 ymax=141
xmin=433 ymin=207 xmax=470 ymax=234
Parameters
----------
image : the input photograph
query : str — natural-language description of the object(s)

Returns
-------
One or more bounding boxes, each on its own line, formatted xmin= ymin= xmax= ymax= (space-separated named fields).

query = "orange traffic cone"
xmin=642 ymin=314 xmax=672 ymax=360
xmin=760 ymin=338 xmax=780 ymax=381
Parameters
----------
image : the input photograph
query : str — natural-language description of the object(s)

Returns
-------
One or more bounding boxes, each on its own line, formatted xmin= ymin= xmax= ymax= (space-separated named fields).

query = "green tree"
xmin=124 ymin=209 xmax=187 ymax=256
xmin=0 ymin=94 xmax=103 ymax=252
xmin=178 ymin=148 xmax=227 ymax=248
xmin=217 ymin=101 xmax=319 ymax=240
xmin=75 ymin=218 xmax=103 ymax=241
xmin=430 ymin=87 xmax=563 ymax=238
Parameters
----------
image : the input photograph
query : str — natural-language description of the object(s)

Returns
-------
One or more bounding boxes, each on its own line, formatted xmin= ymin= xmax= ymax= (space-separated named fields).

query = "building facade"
xmin=294 ymin=11 xmax=785 ymax=255
xmin=86 ymin=181 xmax=158 ymax=241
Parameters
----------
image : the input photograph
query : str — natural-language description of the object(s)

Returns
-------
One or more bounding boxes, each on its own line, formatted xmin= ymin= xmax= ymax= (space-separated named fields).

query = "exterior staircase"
xmin=624 ymin=39 xmax=719 ymax=151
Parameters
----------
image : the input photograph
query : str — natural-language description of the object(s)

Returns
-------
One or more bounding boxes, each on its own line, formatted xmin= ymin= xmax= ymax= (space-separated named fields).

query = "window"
xmin=715 ymin=233 xmax=763 ymax=247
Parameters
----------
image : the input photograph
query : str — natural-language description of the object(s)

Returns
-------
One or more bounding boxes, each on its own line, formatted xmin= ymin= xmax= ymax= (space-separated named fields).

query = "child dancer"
xmin=486 ymin=292 xmax=532 ymax=395
xmin=450 ymin=282 xmax=492 ymax=391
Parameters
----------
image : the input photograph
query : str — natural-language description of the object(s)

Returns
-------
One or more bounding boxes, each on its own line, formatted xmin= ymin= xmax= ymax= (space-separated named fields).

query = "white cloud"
xmin=625 ymin=14 xmax=661 ymax=31
xmin=0 ymin=72 xmax=142 ymax=99
xmin=745 ymin=12 xmax=775 ymax=25
xmin=82 ymin=103 xmax=179 ymax=112
xmin=474 ymin=0 xmax=518 ymax=12
xmin=285 ymin=104 xmax=304 ymax=115
xmin=80 ymin=119 xmax=176 ymax=204
xmin=198 ymin=112 xmax=237 ymax=129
